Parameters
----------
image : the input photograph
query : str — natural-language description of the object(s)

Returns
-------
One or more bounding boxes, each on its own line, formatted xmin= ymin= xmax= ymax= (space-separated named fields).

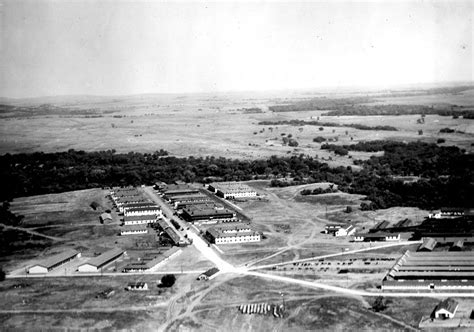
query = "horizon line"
xmin=1 ymin=80 xmax=473 ymax=101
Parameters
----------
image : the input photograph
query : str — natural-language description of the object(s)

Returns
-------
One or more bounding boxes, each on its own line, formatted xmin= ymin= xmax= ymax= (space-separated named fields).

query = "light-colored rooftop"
xmin=80 ymin=248 xmax=124 ymax=268
xmin=32 ymin=249 xmax=79 ymax=269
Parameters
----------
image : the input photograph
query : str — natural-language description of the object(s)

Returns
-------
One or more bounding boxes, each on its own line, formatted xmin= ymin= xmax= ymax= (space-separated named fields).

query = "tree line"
xmin=1 ymin=142 xmax=472 ymax=210
xmin=259 ymin=120 xmax=397 ymax=131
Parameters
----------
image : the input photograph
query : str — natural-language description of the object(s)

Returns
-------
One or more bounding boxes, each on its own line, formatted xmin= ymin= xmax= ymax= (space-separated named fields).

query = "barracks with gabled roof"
xmin=382 ymin=250 xmax=474 ymax=290
xmin=78 ymin=248 xmax=125 ymax=272
xmin=28 ymin=249 xmax=81 ymax=274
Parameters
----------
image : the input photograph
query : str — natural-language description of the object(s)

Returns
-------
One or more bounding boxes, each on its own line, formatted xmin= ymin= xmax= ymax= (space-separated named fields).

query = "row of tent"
xmin=238 ymin=303 xmax=284 ymax=318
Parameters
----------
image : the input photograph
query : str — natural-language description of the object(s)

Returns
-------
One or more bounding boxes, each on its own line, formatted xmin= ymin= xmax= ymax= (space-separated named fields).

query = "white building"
xmin=434 ymin=298 xmax=459 ymax=319
xmin=353 ymin=232 xmax=400 ymax=242
xmin=123 ymin=214 xmax=158 ymax=225
xmin=120 ymin=225 xmax=148 ymax=235
xmin=28 ymin=249 xmax=81 ymax=274
xmin=335 ymin=224 xmax=356 ymax=237
xmin=124 ymin=206 xmax=161 ymax=217
xmin=208 ymin=182 xmax=257 ymax=199
xmin=207 ymin=227 xmax=261 ymax=244
xmin=77 ymin=248 xmax=125 ymax=273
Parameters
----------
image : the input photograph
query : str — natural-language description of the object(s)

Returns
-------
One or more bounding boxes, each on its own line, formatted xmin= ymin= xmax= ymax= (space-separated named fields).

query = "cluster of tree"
xmin=313 ymin=136 xmax=326 ymax=143
xmin=1 ymin=142 xmax=472 ymax=211
xmin=258 ymin=120 xmax=397 ymax=131
xmin=159 ymin=274 xmax=176 ymax=288
xmin=344 ymin=171 xmax=472 ymax=210
xmin=439 ymin=127 xmax=455 ymax=133
xmin=0 ymin=150 xmax=335 ymax=200
xmin=268 ymin=97 xmax=372 ymax=112
xmin=321 ymin=144 xmax=349 ymax=156
xmin=0 ymin=202 xmax=24 ymax=226
xmin=301 ymin=186 xmax=338 ymax=195
xmin=371 ymin=296 xmax=389 ymax=312
xmin=266 ymin=86 xmax=474 ymax=117
xmin=238 ymin=107 xmax=263 ymax=114
xmin=282 ymin=136 xmax=299 ymax=147
xmin=323 ymin=105 xmax=474 ymax=118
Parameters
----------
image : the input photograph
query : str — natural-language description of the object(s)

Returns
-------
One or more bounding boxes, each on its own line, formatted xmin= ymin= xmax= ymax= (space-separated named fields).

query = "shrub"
xmin=160 ymin=274 xmax=176 ymax=288
xmin=313 ymin=136 xmax=326 ymax=143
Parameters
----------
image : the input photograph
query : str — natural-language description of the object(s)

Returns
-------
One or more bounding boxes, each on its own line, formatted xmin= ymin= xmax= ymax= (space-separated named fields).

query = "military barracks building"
xmin=208 ymin=182 xmax=257 ymax=199
xmin=181 ymin=204 xmax=236 ymax=224
xmin=28 ymin=249 xmax=81 ymax=274
xmin=206 ymin=223 xmax=261 ymax=244
xmin=382 ymin=250 xmax=474 ymax=290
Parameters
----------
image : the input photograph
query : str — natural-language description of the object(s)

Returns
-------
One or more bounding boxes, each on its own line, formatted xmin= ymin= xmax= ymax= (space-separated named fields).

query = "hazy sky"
xmin=1 ymin=1 xmax=472 ymax=98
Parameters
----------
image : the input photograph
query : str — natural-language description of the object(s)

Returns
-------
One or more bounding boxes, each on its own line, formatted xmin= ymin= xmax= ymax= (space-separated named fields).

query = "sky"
xmin=0 ymin=0 xmax=472 ymax=98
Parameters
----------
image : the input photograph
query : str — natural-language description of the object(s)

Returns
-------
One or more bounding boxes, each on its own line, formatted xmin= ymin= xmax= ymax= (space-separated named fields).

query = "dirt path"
xmin=248 ymin=240 xmax=419 ymax=270
xmin=0 ymin=304 xmax=167 ymax=314
xmin=0 ymin=223 xmax=64 ymax=242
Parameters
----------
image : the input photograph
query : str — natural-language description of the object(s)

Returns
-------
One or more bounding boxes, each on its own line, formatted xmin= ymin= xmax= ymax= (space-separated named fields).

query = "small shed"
xmin=100 ymin=213 xmax=113 ymax=223
xmin=434 ymin=298 xmax=458 ymax=319
xmin=451 ymin=240 xmax=464 ymax=251
xmin=418 ymin=238 xmax=437 ymax=252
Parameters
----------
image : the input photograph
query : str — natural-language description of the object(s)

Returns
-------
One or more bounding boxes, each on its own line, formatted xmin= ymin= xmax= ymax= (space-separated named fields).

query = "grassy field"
xmin=1 ymin=89 xmax=473 ymax=159
xmin=0 ymin=275 xmax=171 ymax=330
xmin=166 ymin=274 xmax=420 ymax=331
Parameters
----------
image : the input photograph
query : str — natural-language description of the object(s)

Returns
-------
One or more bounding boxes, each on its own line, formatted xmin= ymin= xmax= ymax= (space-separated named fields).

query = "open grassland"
xmin=1 ymin=90 xmax=473 ymax=160
xmin=10 ymin=189 xmax=112 ymax=227
xmin=0 ymin=275 xmax=171 ymax=330
xmin=167 ymin=275 xmax=420 ymax=331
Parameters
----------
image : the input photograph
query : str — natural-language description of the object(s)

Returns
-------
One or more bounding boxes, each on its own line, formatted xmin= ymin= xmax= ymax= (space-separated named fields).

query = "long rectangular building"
xmin=161 ymin=184 xmax=200 ymax=198
xmin=175 ymin=200 xmax=216 ymax=210
xmin=124 ymin=206 xmax=161 ymax=217
xmin=208 ymin=182 xmax=257 ymax=199
xmin=78 ymin=248 xmax=125 ymax=272
xmin=28 ymin=249 xmax=81 ymax=274
xmin=123 ymin=214 xmax=158 ymax=225
xmin=122 ymin=247 xmax=182 ymax=272
xmin=382 ymin=251 xmax=474 ymax=290
xmin=181 ymin=204 xmax=236 ymax=223
xmin=120 ymin=225 xmax=148 ymax=235
xmin=206 ymin=223 xmax=261 ymax=244
xmin=155 ymin=219 xmax=184 ymax=246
